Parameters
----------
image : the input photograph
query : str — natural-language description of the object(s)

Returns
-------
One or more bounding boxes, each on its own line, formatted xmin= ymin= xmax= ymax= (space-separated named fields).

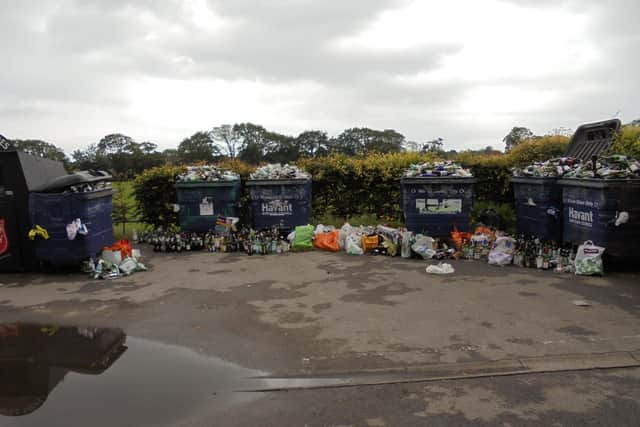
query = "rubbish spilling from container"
xmin=83 ymin=239 xmax=147 ymax=280
xmin=177 ymin=165 xmax=240 ymax=182
xmin=249 ymin=163 xmax=310 ymax=180
xmin=403 ymin=161 xmax=472 ymax=178
xmin=512 ymin=157 xmax=581 ymax=178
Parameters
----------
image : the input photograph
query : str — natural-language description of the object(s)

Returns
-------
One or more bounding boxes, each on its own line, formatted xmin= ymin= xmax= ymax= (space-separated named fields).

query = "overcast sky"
xmin=1 ymin=0 xmax=638 ymax=153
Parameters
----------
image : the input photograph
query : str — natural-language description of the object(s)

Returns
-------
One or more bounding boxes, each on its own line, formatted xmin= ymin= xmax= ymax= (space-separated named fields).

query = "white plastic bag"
xmin=345 ymin=233 xmax=364 ymax=255
xmin=338 ymin=223 xmax=352 ymax=249
xmin=411 ymin=235 xmax=435 ymax=259
xmin=400 ymin=231 xmax=413 ymax=258
xmin=574 ymin=241 xmax=605 ymax=276
xmin=488 ymin=236 xmax=515 ymax=266
xmin=426 ymin=262 xmax=455 ymax=274
xmin=287 ymin=231 xmax=296 ymax=242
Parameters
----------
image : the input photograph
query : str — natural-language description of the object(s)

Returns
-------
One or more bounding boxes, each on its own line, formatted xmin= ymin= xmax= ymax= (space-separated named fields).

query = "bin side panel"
xmin=29 ymin=191 xmax=114 ymax=266
xmin=248 ymin=181 xmax=311 ymax=231
xmin=562 ymin=184 xmax=640 ymax=263
xmin=513 ymin=180 xmax=563 ymax=241
xmin=401 ymin=181 xmax=474 ymax=237
xmin=175 ymin=182 xmax=241 ymax=232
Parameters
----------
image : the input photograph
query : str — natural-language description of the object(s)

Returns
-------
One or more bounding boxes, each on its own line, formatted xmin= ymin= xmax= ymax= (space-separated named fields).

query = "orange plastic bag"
xmin=451 ymin=227 xmax=472 ymax=251
xmin=474 ymin=226 xmax=496 ymax=242
xmin=313 ymin=230 xmax=340 ymax=252
xmin=104 ymin=239 xmax=132 ymax=258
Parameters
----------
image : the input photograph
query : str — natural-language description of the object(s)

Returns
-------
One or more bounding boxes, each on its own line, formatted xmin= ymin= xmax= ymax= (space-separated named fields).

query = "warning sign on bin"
xmin=416 ymin=198 xmax=462 ymax=214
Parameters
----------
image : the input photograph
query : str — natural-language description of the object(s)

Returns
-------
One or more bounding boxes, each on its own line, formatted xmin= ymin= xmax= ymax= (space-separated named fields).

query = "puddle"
xmin=0 ymin=323 xmax=265 ymax=426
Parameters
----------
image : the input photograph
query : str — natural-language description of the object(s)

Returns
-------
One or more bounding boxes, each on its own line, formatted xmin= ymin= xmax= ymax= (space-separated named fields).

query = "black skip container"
xmin=246 ymin=178 xmax=312 ymax=231
xmin=401 ymin=177 xmax=476 ymax=237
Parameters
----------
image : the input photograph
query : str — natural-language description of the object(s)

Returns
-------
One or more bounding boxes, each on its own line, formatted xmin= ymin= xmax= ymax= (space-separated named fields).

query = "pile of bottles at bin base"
xmin=132 ymin=223 xmax=604 ymax=275
xmin=135 ymin=227 xmax=293 ymax=255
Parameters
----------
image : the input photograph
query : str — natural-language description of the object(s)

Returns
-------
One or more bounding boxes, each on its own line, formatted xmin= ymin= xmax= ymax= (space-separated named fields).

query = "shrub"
xmin=507 ymin=135 xmax=570 ymax=167
xmin=133 ymin=164 xmax=185 ymax=228
xmin=608 ymin=125 xmax=640 ymax=158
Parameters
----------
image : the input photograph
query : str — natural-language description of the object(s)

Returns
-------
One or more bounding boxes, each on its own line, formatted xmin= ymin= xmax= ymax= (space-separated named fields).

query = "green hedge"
xmin=132 ymin=136 xmax=573 ymax=228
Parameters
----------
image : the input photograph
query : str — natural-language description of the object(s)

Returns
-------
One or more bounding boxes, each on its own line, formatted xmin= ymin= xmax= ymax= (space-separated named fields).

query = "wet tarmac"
xmin=0 ymin=323 xmax=353 ymax=426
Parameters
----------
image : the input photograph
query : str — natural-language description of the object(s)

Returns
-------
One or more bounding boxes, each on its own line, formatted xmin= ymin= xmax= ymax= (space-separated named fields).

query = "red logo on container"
xmin=0 ymin=218 xmax=8 ymax=256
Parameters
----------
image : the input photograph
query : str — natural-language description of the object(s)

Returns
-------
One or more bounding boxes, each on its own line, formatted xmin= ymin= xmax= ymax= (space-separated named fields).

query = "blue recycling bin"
xmin=401 ymin=177 xmax=476 ymax=237
xmin=559 ymin=178 xmax=640 ymax=265
xmin=175 ymin=180 xmax=241 ymax=232
xmin=511 ymin=177 xmax=563 ymax=241
xmin=29 ymin=189 xmax=114 ymax=266
xmin=247 ymin=179 xmax=312 ymax=231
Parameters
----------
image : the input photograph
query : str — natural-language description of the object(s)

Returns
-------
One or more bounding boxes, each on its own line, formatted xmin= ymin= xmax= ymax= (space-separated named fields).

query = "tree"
xmin=503 ymin=127 xmax=536 ymax=152
xmin=112 ymin=182 xmax=136 ymax=237
xmin=210 ymin=125 xmax=242 ymax=158
xmin=423 ymin=138 xmax=444 ymax=153
xmin=12 ymin=139 xmax=69 ymax=168
xmin=162 ymin=148 xmax=180 ymax=165
xmin=335 ymin=128 xmax=405 ymax=156
xmin=177 ymin=131 xmax=219 ymax=164
xmin=295 ymin=130 xmax=330 ymax=157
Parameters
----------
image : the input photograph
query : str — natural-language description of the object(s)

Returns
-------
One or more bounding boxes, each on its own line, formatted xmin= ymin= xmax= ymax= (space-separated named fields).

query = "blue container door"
xmin=176 ymin=182 xmax=240 ymax=232
xmin=248 ymin=180 xmax=311 ymax=231
xmin=561 ymin=182 xmax=640 ymax=264
xmin=29 ymin=190 xmax=114 ymax=266
xmin=513 ymin=180 xmax=562 ymax=241
xmin=402 ymin=180 xmax=474 ymax=237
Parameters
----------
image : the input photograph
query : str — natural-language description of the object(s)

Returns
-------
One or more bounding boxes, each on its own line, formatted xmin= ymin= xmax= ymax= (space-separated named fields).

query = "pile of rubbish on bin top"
xmin=513 ymin=155 xmax=640 ymax=179
xmin=563 ymin=155 xmax=640 ymax=179
xmin=404 ymin=161 xmax=473 ymax=178
xmin=33 ymin=170 xmax=112 ymax=193
xmin=249 ymin=163 xmax=310 ymax=180
xmin=83 ymin=239 xmax=147 ymax=280
xmin=512 ymin=157 xmax=581 ymax=178
xmin=177 ymin=165 xmax=239 ymax=182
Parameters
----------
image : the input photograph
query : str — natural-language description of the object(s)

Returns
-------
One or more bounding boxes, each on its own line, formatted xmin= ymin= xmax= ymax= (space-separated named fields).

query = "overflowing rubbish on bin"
xmin=403 ymin=161 xmax=473 ymax=178
xmin=176 ymin=166 xmax=240 ymax=182
xmin=249 ymin=163 xmax=310 ymax=180
xmin=563 ymin=155 xmax=640 ymax=179
xmin=512 ymin=157 xmax=581 ymax=178
xmin=513 ymin=155 xmax=640 ymax=180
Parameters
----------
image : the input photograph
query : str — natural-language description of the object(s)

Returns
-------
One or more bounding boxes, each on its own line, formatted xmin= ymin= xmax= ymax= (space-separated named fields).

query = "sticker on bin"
xmin=261 ymin=200 xmax=293 ymax=216
xmin=199 ymin=198 xmax=214 ymax=216
xmin=417 ymin=198 xmax=462 ymax=214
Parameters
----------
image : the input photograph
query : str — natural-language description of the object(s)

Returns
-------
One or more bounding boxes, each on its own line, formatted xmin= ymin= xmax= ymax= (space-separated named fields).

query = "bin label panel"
xmin=261 ymin=200 xmax=293 ymax=216
xmin=199 ymin=199 xmax=214 ymax=216
xmin=565 ymin=197 xmax=598 ymax=229
xmin=416 ymin=198 xmax=462 ymax=214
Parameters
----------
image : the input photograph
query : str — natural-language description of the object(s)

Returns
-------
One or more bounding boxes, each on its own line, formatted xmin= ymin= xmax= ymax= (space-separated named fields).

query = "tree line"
xmin=10 ymin=120 xmax=637 ymax=179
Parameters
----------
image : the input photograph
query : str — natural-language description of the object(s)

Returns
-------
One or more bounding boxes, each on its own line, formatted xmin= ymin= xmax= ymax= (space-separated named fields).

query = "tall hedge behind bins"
xmin=299 ymin=152 xmax=437 ymax=220
xmin=133 ymin=165 xmax=185 ymax=228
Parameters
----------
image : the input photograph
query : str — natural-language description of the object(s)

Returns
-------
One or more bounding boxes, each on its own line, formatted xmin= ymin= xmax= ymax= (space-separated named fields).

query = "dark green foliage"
xmin=133 ymin=165 xmax=185 ymax=228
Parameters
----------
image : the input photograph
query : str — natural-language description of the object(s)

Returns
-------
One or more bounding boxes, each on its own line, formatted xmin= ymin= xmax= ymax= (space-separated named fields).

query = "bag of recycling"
xmin=574 ymin=241 xmax=605 ymax=276
xmin=488 ymin=236 xmax=515 ymax=266
xmin=345 ymin=233 xmax=364 ymax=255
xmin=400 ymin=231 xmax=413 ymax=258
xmin=314 ymin=230 xmax=340 ymax=252
xmin=338 ymin=223 xmax=353 ymax=249
xmin=450 ymin=226 xmax=471 ymax=251
xmin=293 ymin=225 xmax=314 ymax=249
xmin=411 ymin=235 xmax=436 ymax=259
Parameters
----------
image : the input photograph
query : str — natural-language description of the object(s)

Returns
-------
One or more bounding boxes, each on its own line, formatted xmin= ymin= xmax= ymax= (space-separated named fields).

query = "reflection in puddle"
xmin=0 ymin=323 xmax=353 ymax=426
xmin=0 ymin=323 xmax=264 ymax=427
